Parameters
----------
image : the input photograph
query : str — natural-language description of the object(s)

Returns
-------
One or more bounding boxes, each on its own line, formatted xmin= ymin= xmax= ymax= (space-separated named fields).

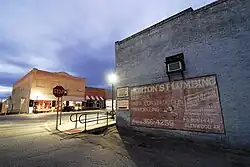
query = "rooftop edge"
xmin=115 ymin=0 xmax=228 ymax=45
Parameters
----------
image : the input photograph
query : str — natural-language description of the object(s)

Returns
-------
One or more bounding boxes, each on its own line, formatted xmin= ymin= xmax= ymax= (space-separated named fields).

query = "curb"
xmin=62 ymin=129 xmax=83 ymax=134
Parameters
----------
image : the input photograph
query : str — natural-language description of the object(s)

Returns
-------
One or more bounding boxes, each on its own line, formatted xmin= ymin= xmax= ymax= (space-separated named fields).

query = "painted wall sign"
xmin=130 ymin=75 xmax=225 ymax=133
xmin=117 ymin=87 xmax=129 ymax=98
xmin=117 ymin=99 xmax=129 ymax=110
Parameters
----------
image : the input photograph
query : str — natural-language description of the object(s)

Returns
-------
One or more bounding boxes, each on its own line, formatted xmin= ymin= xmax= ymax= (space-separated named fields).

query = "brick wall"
xmin=85 ymin=87 xmax=106 ymax=98
xmin=11 ymin=68 xmax=86 ymax=113
xmin=30 ymin=69 xmax=86 ymax=101
xmin=115 ymin=0 xmax=250 ymax=147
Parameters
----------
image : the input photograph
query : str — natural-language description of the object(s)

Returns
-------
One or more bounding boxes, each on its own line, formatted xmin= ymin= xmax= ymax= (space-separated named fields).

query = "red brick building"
xmin=10 ymin=68 xmax=110 ymax=113
xmin=12 ymin=68 xmax=86 ymax=113
xmin=85 ymin=87 xmax=106 ymax=109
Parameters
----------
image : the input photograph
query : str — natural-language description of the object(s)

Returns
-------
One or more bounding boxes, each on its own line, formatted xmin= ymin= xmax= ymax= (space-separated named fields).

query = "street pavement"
xmin=0 ymin=111 xmax=135 ymax=167
xmin=0 ymin=111 xmax=250 ymax=167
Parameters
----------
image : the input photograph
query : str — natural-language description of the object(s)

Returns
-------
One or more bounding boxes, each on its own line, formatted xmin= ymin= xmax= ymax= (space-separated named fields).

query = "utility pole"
xmin=111 ymin=84 xmax=115 ymax=119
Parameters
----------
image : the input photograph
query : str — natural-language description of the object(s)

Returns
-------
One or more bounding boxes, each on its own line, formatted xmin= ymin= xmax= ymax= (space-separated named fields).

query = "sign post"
xmin=56 ymin=97 xmax=59 ymax=129
xmin=53 ymin=85 xmax=65 ymax=130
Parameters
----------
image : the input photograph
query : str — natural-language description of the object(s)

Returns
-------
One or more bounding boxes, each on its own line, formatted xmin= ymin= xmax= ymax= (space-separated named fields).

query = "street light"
xmin=107 ymin=72 xmax=117 ymax=119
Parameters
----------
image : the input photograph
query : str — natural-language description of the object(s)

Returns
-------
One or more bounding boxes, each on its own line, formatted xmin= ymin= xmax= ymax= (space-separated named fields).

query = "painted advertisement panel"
xmin=117 ymin=87 xmax=129 ymax=98
xmin=117 ymin=99 xmax=129 ymax=110
xmin=130 ymin=75 xmax=225 ymax=133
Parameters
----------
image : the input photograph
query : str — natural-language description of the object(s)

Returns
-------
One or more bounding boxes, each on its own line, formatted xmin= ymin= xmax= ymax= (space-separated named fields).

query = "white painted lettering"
xmin=159 ymin=84 xmax=165 ymax=92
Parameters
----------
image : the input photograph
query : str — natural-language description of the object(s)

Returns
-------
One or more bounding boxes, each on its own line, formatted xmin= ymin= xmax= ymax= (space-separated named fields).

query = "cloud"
xmin=0 ymin=0 xmax=215 ymax=93
xmin=0 ymin=85 xmax=12 ymax=93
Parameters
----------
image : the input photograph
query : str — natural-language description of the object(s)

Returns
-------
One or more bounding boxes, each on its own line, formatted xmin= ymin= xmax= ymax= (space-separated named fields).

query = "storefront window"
xmin=33 ymin=100 xmax=52 ymax=112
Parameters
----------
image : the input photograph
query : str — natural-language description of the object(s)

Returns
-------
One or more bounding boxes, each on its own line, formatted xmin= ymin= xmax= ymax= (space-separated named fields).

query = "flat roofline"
xmin=86 ymin=86 xmax=106 ymax=89
xmin=115 ymin=0 xmax=227 ymax=45
xmin=13 ymin=68 xmax=86 ymax=88
xmin=115 ymin=8 xmax=193 ymax=45
xmin=13 ymin=69 xmax=34 ymax=87
xmin=35 ymin=68 xmax=86 ymax=80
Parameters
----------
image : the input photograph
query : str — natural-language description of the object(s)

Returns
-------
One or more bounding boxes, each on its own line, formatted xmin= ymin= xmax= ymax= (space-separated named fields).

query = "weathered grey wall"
xmin=12 ymin=76 xmax=31 ymax=114
xmin=115 ymin=0 xmax=250 ymax=147
xmin=12 ymin=87 xmax=31 ymax=114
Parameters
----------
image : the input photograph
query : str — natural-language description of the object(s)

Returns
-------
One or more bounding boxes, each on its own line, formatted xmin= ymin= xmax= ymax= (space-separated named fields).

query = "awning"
xmin=85 ymin=95 xmax=105 ymax=101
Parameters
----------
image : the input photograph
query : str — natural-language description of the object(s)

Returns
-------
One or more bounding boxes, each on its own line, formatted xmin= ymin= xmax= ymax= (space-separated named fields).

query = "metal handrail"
xmin=70 ymin=113 xmax=80 ymax=128
xmin=69 ymin=111 xmax=116 ymax=131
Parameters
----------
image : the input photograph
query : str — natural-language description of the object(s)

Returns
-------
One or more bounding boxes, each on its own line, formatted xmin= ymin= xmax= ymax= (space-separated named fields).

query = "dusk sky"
xmin=0 ymin=0 xmax=215 ymax=99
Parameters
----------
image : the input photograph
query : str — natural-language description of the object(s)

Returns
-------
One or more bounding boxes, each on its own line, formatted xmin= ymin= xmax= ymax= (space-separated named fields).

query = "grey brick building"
xmin=115 ymin=0 xmax=250 ymax=148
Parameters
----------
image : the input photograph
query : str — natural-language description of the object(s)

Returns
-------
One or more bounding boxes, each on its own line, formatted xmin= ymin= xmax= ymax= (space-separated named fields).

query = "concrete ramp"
xmin=57 ymin=111 xmax=116 ymax=134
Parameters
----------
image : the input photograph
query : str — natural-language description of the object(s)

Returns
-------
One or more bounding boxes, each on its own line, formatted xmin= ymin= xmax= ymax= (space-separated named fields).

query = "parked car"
xmin=63 ymin=106 xmax=75 ymax=112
